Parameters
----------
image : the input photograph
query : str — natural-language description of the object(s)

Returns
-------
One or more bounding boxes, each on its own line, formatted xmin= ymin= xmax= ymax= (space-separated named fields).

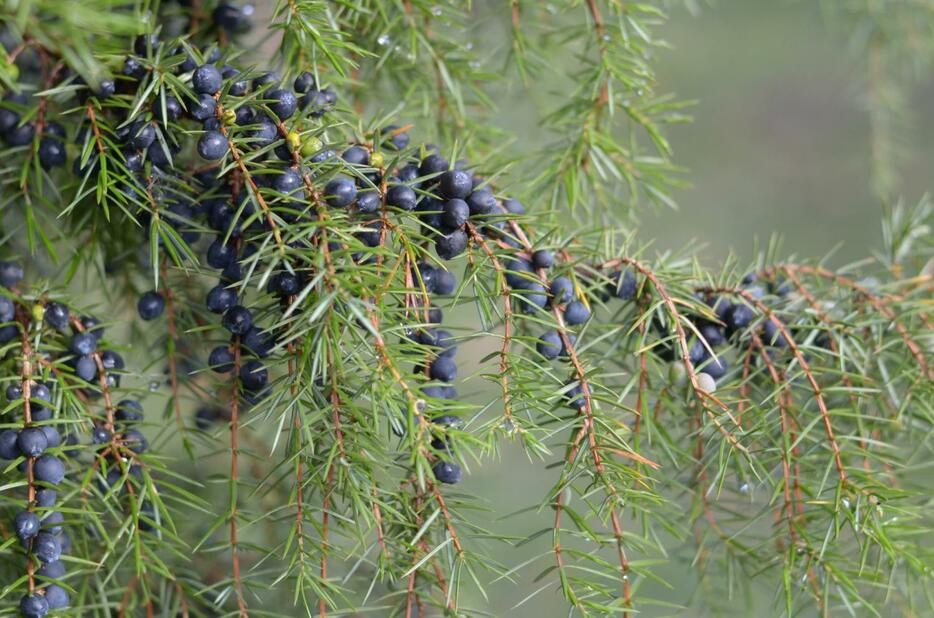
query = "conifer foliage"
xmin=0 ymin=1 xmax=932 ymax=616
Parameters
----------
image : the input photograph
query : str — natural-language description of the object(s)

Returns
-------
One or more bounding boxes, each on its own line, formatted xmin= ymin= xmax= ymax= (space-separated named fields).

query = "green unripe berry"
xmin=286 ymin=131 xmax=301 ymax=151
xmin=369 ymin=151 xmax=385 ymax=168
xmin=222 ymin=109 xmax=237 ymax=126
xmin=301 ymin=135 xmax=323 ymax=158
xmin=667 ymin=361 xmax=687 ymax=389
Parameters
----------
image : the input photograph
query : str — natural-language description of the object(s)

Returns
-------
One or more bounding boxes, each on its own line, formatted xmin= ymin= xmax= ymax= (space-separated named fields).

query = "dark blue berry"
xmin=726 ymin=304 xmax=754 ymax=334
xmin=609 ymin=270 xmax=637 ymax=300
xmin=429 ymin=357 xmax=457 ymax=383
xmin=81 ymin=315 xmax=104 ymax=341
xmin=188 ymin=93 xmax=217 ymax=121
xmin=700 ymin=356 xmax=728 ymax=380
xmin=441 ymin=199 xmax=469 ymax=230
xmin=74 ymin=355 xmax=96 ymax=382
xmin=517 ymin=286 xmax=548 ymax=314
xmin=128 ymin=122 xmax=156 ymax=150
xmin=223 ymin=305 xmax=253 ymax=335
xmin=0 ymin=324 xmax=17 ymax=344
xmin=413 ymin=263 xmax=436 ymax=292
xmin=0 ymin=261 xmax=24 ymax=288
xmin=122 ymin=429 xmax=148 ymax=453
xmin=763 ymin=319 xmax=788 ymax=348
xmin=433 ymin=270 xmax=456 ymax=296
xmin=40 ymin=510 xmax=64 ymax=534
xmin=537 ymin=331 xmax=562 ymax=360
xmin=148 ymin=141 xmax=174 ymax=168
xmin=198 ymin=130 xmax=227 ymax=160
xmin=14 ymin=510 xmax=40 ymax=541
xmin=116 ymin=399 xmax=143 ymax=422
xmin=70 ymin=333 xmax=97 ymax=355
xmin=123 ymin=149 xmax=143 ymax=172
xmin=195 ymin=407 xmax=218 ymax=430
xmin=356 ymin=191 xmax=381 ymax=213
xmin=344 ymin=146 xmax=371 ymax=167
xmin=97 ymin=79 xmax=116 ymax=99
xmin=33 ymin=531 xmax=61 ymax=563
xmin=134 ymin=33 xmax=160 ymax=55
xmin=243 ymin=327 xmax=274 ymax=357
xmin=39 ymin=426 xmax=60 ymax=448
xmin=19 ymin=594 xmax=49 ymax=618
xmin=38 ymin=138 xmax=66 ymax=169
xmin=708 ymin=296 xmax=733 ymax=322
xmin=207 ymin=240 xmax=236 ymax=269
xmin=272 ymin=272 xmax=300 ymax=297
xmin=213 ymin=2 xmax=252 ymax=31
xmin=293 ymin=71 xmax=316 ymax=93
xmin=124 ymin=56 xmax=146 ymax=79
xmin=6 ymin=122 xmax=36 ymax=146
xmin=564 ymin=382 xmax=586 ymax=410
xmin=419 ymin=153 xmax=448 ymax=177
xmin=436 ymin=230 xmax=468 ymax=260
xmin=325 ymin=177 xmax=357 ymax=208
xmin=251 ymin=116 xmax=278 ymax=146
xmin=432 ymin=460 xmax=462 ymax=484
xmin=503 ymin=198 xmax=525 ymax=215
xmin=35 ymin=489 xmax=56 ymax=508
xmin=0 ymin=295 xmax=13 ymax=322
xmin=137 ymin=291 xmax=165 ymax=321
xmin=6 ymin=384 xmax=22 ymax=401
xmin=439 ymin=170 xmax=472 ymax=200
xmin=252 ymin=72 xmax=280 ymax=91
xmin=153 ymin=95 xmax=182 ymax=122
xmin=239 ymin=359 xmax=268 ymax=391
xmin=466 ymin=188 xmax=495 ymax=215
xmin=192 ymin=64 xmax=222 ymax=95
xmin=531 ymin=250 xmax=554 ymax=270
xmin=36 ymin=559 xmax=65 ymax=580
xmin=699 ymin=324 xmax=726 ymax=347
xmin=503 ymin=259 xmax=534 ymax=289
xmin=268 ymin=88 xmax=297 ymax=119
xmin=0 ymin=93 xmax=26 ymax=133
xmin=273 ymin=170 xmax=302 ymax=197
xmin=44 ymin=585 xmax=69 ymax=610
xmin=209 ymin=346 xmax=235 ymax=373
xmin=373 ymin=125 xmax=407 ymax=151
xmin=34 ymin=455 xmax=65 ymax=484
xmin=92 ymin=426 xmax=111 ymax=444
xmin=397 ymin=164 xmax=419 ymax=183
xmin=32 ymin=383 xmax=50 ymax=404
xmin=564 ymin=300 xmax=590 ymax=326
xmin=0 ymin=430 xmax=19 ymax=459
xmin=18 ymin=428 xmax=48 ymax=458
xmin=387 ymin=184 xmax=417 ymax=211
xmin=207 ymin=285 xmax=237 ymax=314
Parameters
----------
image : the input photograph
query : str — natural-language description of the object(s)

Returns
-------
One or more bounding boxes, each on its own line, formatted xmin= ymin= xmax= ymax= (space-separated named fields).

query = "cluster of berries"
xmin=0 ymin=260 xmax=156 ymax=617
xmin=0 ymin=264 xmax=75 ymax=615
xmin=652 ymin=273 xmax=795 ymax=393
